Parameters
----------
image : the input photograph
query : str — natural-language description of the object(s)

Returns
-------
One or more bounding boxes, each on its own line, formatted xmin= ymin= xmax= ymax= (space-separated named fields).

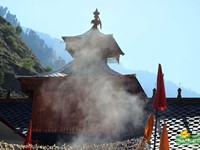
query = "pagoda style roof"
xmin=62 ymin=28 xmax=124 ymax=63
xmin=62 ymin=9 xmax=124 ymax=63
xmin=16 ymin=60 xmax=121 ymax=78
xmin=59 ymin=60 xmax=121 ymax=76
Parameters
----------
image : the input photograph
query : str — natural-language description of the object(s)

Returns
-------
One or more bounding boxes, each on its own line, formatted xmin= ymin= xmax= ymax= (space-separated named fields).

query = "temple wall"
xmin=20 ymin=75 xmax=146 ymax=134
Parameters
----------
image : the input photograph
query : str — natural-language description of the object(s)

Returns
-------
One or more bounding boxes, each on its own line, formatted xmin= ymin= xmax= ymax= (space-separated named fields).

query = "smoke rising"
xmin=36 ymin=29 xmax=147 ymax=145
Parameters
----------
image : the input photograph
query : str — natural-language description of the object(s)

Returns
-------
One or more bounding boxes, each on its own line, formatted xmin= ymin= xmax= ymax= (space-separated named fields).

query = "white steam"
xmin=36 ymin=29 xmax=147 ymax=144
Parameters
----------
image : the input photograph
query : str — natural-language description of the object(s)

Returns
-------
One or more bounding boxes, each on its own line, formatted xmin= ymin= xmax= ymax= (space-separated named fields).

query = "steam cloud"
xmin=38 ymin=30 xmax=147 ymax=145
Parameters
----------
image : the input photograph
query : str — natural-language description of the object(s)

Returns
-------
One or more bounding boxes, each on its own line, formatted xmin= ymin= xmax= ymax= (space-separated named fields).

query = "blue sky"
xmin=1 ymin=0 xmax=200 ymax=94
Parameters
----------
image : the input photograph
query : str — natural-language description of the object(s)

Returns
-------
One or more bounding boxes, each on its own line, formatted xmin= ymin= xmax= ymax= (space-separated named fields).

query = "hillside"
xmin=20 ymin=28 xmax=66 ymax=70
xmin=35 ymin=31 xmax=72 ymax=63
xmin=0 ymin=6 xmax=66 ymax=71
xmin=0 ymin=16 xmax=44 ymax=95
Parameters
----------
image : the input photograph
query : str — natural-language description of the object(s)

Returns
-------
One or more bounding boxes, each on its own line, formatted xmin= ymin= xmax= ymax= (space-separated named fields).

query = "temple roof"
xmin=59 ymin=60 xmax=121 ymax=76
xmin=62 ymin=28 xmax=124 ymax=63
xmin=16 ymin=60 xmax=121 ymax=78
xmin=62 ymin=9 xmax=124 ymax=63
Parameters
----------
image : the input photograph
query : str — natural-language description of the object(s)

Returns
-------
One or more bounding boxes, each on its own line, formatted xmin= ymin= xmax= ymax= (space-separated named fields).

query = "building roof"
xmin=148 ymin=98 xmax=200 ymax=149
xmin=62 ymin=9 xmax=124 ymax=63
xmin=0 ymin=98 xmax=32 ymax=137
xmin=62 ymin=28 xmax=124 ymax=62
xmin=55 ymin=60 xmax=121 ymax=76
xmin=16 ymin=57 xmax=121 ymax=78
xmin=17 ymin=74 xmax=146 ymax=99
xmin=0 ymin=96 xmax=200 ymax=148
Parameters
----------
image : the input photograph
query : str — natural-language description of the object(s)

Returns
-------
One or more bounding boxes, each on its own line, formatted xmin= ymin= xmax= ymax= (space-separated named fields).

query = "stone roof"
xmin=0 ymin=99 xmax=32 ymax=137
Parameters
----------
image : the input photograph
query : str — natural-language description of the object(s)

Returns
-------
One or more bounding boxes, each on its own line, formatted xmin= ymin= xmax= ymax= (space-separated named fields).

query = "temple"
xmin=0 ymin=9 xmax=200 ymax=149
xmin=17 ymin=9 xmax=146 ymax=144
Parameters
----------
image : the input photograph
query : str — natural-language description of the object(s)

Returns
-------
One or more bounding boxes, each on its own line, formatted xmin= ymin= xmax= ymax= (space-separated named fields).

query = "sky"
xmin=1 ymin=0 xmax=200 ymax=94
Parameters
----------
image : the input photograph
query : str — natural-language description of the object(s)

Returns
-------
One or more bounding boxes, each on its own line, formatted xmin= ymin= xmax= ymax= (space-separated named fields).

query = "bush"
xmin=21 ymin=58 xmax=37 ymax=74
xmin=0 ymin=24 xmax=16 ymax=36
xmin=44 ymin=66 xmax=52 ymax=72
xmin=6 ymin=35 xmax=18 ymax=49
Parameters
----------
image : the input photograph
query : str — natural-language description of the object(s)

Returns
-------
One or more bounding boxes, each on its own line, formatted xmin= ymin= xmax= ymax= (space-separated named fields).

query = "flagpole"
xmin=153 ymin=110 xmax=158 ymax=150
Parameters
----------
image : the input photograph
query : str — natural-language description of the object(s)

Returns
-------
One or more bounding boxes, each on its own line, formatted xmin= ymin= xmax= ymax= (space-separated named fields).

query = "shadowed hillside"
xmin=0 ymin=6 xmax=66 ymax=71
xmin=35 ymin=31 xmax=72 ymax=63
xmin=0 ymin=16 xmax=44 ymax=95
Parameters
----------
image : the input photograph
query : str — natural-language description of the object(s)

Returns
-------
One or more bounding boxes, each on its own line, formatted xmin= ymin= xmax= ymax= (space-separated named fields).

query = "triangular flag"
xmin=153 ymin=64 xmax=167 ymax=111
xmin=159 ymin=122 xmax=169 ymax=150
xmin=144 ymin=113 xmax=155 ymax=142
xmin=136 ymin=113 xmax=155 ymax=150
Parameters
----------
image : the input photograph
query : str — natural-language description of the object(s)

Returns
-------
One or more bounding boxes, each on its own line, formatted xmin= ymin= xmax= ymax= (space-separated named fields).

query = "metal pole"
xmin=153 ymin=110 xmax=158 ymax=150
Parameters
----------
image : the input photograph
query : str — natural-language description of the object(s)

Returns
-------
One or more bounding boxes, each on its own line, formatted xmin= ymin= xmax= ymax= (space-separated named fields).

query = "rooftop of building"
xmin=0 ymin=89 xmax=199 ymax=149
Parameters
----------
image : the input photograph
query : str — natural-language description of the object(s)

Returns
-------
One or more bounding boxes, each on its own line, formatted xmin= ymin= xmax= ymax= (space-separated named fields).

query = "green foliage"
xmin=20 ymin=29 xmax=66 ymax=70
xmin=0 ymin=24 xmax=16 ymax=36
xmin=21 ymin=58 xmax=37 ymax=74
xmin=0 ymin=8 xmax=45 ymax=92
xmin=44 ymin=66 xmax=52 ymax=72
xmin=0 ymin=6 xmax=22 ymax=36
xmin=6 ymin=35 xmax=18 ymax=49
xmin=0 ymin=6 xmax=66 ymax=71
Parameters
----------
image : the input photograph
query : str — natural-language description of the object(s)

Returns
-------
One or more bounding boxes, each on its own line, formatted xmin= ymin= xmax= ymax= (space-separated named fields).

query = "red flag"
xmin=153 ymin=64 xmax=166 ymax=110
xmin=23 ymin=120 xmax=32 ymax=150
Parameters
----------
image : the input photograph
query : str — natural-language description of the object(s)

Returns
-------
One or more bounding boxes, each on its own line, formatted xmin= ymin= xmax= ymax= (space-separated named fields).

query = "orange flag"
xmin=144 ymin=113 xmax=155 ymax=142
xmin=136 ymin=113 xmax=154 ymax=150
xmin=159 ymin=122 xmax=169 ymax=150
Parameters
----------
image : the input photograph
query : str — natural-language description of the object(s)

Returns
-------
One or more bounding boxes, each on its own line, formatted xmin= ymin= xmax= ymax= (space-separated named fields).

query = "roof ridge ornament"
xmin=91 ymin=8 xmax=102 ymax=29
